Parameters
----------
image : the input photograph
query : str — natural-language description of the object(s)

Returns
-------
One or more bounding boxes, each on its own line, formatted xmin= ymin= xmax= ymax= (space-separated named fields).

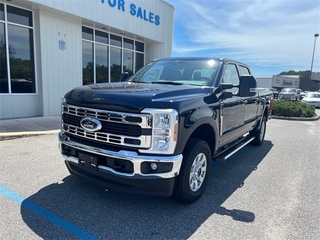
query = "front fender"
xmin=174 ymin=107 xmax=220 ymax=155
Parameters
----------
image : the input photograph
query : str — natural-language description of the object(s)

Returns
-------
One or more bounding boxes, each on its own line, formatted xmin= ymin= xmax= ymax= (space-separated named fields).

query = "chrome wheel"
xmin=259 ymin=120 xmax=265 ymax=141
xmin=189 ymin=153 xmax=207 ymax=192
xmin=174 ymin=138 xmax=211 ymax=203
xmin=251 ymin=116 xmax=266 ymax=146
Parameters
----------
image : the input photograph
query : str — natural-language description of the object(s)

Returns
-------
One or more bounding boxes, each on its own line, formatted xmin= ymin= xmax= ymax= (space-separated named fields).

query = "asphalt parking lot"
xmin=1 ymin=110 xmax=320 ymax=240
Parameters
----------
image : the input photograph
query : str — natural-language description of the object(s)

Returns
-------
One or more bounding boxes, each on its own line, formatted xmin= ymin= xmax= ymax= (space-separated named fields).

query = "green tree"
xmin=279 ymin=70 xmax=306 ymax=76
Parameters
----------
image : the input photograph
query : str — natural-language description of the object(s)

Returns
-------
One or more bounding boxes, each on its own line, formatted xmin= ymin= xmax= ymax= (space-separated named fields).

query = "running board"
xmin=214 ymin=136 xmax=255 ymax=162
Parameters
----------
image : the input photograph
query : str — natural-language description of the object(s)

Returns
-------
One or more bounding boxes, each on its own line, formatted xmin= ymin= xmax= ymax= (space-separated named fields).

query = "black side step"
xmin=214 ymin=136 xmax=255 ymax=162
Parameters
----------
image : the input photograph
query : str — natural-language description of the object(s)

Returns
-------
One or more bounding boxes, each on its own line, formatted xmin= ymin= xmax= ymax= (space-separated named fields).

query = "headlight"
xmin=140 ymin=108 xmax=179 ymax=154
xmin=61 ymin=100 xmax=67 ymax=132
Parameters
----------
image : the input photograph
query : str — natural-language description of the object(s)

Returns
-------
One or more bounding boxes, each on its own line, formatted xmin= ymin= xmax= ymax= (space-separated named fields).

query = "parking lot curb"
xmin=0 ymin=130 xmax=59 ymax=140
xmin=271 ymin=115 xmax=320 ymax=121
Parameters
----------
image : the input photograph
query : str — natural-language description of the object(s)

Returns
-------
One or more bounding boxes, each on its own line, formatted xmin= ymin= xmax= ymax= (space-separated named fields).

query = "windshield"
xmin=281 ymin=88 xmax=296 ymax=93
xmin=266 ymin=88 xmax=277 ymax=92
xmin=128 ymin=59 xmax=219 ymax=86
xmin=305 ymin=93 xmax=320 ymax=98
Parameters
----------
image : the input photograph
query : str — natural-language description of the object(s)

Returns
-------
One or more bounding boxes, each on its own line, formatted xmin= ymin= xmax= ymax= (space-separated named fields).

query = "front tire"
xmin=174 ymin=138 xmax=211 ymax=203
xmin=250 ymin=116 xmax=266 ymax=146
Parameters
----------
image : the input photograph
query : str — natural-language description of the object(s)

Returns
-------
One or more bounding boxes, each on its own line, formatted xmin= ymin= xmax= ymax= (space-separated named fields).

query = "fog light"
xmin=151 ymin=163 xmax=158 ymax=170
xmin=141 ymin=162 xmax=173 ymax=174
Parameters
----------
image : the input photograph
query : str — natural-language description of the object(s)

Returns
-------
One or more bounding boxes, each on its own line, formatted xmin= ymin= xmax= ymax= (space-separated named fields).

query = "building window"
xmin=95 ymin=30 xmax=108 ymax=44
xmin=124 ymin=38 xmax=133 ymax=50
xmin=135 ymin=41 xmax=144 ymax=71
xmin=110 ymin=47 xmax=121 ymax=82
xmin=123 ymin=49 xmax=133 ymax=77
xmin=135 ymin=41 xmax=144 ymax=52
xmin=82 ymin=41 xmax=94 ymax=85
xmin=135 ymin=52 xmax=144 ymax=72
xmin=96 ymin=43 xmax=108 ymax=83
xmin=0 ymin=4 xmax=4 ymax=20
xmin=0 ymin=22 xmax=8 ymax=93
xmin=110 ymin=34 xmax=122 ymax=47
xmin=0 ymin=3 xmax=35 ymax=94
xmin=7 ymin=5 xmax=33 ymax=26
xmin=82 ymin=26 xmax=93 ymax=41
xmin=82 ymin=26 xmax=145 ymax=85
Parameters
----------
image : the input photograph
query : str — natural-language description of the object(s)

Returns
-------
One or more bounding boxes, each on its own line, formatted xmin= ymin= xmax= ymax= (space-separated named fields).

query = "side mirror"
xmin=219 ymin=91 xmax=233 ymax=100
xmin=120 ymin=72 xmax=129 ymax=82
xmin=239 ymin=74 xmax=256 ymax=97
xmin=220 ymin=83 xmax=234 ymax=90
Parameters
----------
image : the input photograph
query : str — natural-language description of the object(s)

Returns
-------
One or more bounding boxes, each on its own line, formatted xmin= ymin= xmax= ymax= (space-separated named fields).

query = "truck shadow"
xmin=21 ymin=141 xmax=273 ymax=239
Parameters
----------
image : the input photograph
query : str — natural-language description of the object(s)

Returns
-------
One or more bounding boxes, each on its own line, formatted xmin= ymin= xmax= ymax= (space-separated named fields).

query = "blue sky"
xmin=166 ymin=0 xmax=320 ymax=76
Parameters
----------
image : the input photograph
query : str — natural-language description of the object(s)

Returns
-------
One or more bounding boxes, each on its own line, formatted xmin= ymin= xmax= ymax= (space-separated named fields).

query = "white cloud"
xmin=167 ymin=0 xmax=320 ymax=72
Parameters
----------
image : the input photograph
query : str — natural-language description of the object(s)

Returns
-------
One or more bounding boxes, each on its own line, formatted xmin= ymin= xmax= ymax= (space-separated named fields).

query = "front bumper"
xmin=278 ymin=94 xmax=296 ymax=101
xmin=58 ymin=132 xmax=183 ymax=196
xmin=301 ymin=101 xmax=320 ymax=108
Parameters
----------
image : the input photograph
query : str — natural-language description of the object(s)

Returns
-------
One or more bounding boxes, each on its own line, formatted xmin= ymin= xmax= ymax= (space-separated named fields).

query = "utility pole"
xmin=310 ymin=33 xmax=319 ymax=78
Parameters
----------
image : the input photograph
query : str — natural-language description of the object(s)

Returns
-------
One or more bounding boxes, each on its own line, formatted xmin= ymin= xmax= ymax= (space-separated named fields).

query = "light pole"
xmin=310 ymin=33 xmax=319 ymax=74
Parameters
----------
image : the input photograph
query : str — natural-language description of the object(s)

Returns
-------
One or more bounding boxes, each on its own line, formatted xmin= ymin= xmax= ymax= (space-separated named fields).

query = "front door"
xmin=219 ymin=63 xmax=247 ymax=146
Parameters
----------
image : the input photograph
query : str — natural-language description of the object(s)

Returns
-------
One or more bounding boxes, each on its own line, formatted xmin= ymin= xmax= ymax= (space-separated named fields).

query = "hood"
xmin=64 ymin=82 xmax=214 ymax=112
xmin=302 ymin=97 xmax=320 ymax=102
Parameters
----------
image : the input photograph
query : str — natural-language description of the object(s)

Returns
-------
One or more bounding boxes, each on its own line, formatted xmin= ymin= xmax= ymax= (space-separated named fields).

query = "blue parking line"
xmin=0 ymin=185 xmax=98 ymax=240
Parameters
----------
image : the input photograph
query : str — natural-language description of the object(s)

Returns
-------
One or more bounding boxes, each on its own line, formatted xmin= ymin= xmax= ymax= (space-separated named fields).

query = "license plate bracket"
xmin=78 ymin=151 xmax=98 ymax=171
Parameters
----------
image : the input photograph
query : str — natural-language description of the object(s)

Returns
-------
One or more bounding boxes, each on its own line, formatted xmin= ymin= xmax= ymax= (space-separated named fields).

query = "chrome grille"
xmin=62 ymin=104 xmax=152 ymax=148
xmin=280 ymin=94 xmax=292 ymax=99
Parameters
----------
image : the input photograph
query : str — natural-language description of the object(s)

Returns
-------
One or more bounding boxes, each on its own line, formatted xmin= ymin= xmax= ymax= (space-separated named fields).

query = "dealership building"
xmin=255 ymin=71 xmax=320 ymax=91
xmin=0 ymin=0 xmax=174 ymax=119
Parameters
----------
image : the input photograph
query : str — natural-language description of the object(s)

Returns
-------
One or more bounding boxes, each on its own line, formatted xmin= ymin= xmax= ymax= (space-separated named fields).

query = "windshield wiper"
xmin=151 ymin=81 xmax=183 ymax=85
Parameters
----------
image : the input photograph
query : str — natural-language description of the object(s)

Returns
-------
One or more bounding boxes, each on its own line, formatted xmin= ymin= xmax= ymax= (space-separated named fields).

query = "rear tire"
xmin=250 ymin=116 xmax=266 ymax=146
xmin=174 ymin=138 xmax=211 ymax=203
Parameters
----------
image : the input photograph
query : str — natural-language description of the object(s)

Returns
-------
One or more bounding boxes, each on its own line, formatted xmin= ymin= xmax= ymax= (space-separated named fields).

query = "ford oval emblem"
xmin=80 ymin=117 xmax=102 ymax=132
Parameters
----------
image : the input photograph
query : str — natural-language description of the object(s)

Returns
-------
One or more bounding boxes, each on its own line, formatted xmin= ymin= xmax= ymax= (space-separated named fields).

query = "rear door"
xmin=238 ymin=65 xmax=259 ymax=129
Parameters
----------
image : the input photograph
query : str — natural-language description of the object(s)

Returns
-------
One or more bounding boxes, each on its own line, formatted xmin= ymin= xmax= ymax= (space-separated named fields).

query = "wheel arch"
xmin=176 ymin=117 xmax=218 ymax=154
xmin=189 ymin=124 xmax=215 ymax=155
xmin=262 ymin=99 xmax=272 ymax=122
xmin=175 ymin=120 xmax=218 ymax=159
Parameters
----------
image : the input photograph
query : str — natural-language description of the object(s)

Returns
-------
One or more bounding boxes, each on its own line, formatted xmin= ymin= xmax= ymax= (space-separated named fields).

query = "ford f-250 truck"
xmin=59 ymin=57 xmax=273 ymax=203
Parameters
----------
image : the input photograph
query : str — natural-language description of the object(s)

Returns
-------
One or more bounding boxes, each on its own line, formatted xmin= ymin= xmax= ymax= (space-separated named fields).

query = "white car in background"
xmin=297 ymin=89 xmax=306 ymax=99
xmin=278 ymin=88 xmax=300 ymax=101
xmin=301 ymin=92 xmax=320 ymax=108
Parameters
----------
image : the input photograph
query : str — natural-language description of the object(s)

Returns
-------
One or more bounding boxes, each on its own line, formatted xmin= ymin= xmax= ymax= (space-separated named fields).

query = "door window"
xmin=222 ymin=64 xmax=239 ymax=93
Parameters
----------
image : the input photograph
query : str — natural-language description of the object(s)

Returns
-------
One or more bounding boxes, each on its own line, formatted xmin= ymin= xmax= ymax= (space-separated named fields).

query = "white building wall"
xmin=272 ymin=75 xmax=300 ymax=88
xmin=0 ymin=95 xmax=40 ymax=119
xmin=311 ymin=72 xmax=320 ymax=81
xmin=254 ymin=76 xmax=273 ymax=88
xmin=37 ymin=10 xmax=82 ymax=116
xmin=25 ymin=0 xmax=174 ymax=50
xmin=145 ymin=7 xmax=174 ymax=62
xmin=0 ymin=0 xmax=174 ymax=119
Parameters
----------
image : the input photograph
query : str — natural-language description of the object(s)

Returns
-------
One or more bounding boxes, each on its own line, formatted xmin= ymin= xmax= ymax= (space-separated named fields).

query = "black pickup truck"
xmin=59 ymin=57 xmax=273 ymax=203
